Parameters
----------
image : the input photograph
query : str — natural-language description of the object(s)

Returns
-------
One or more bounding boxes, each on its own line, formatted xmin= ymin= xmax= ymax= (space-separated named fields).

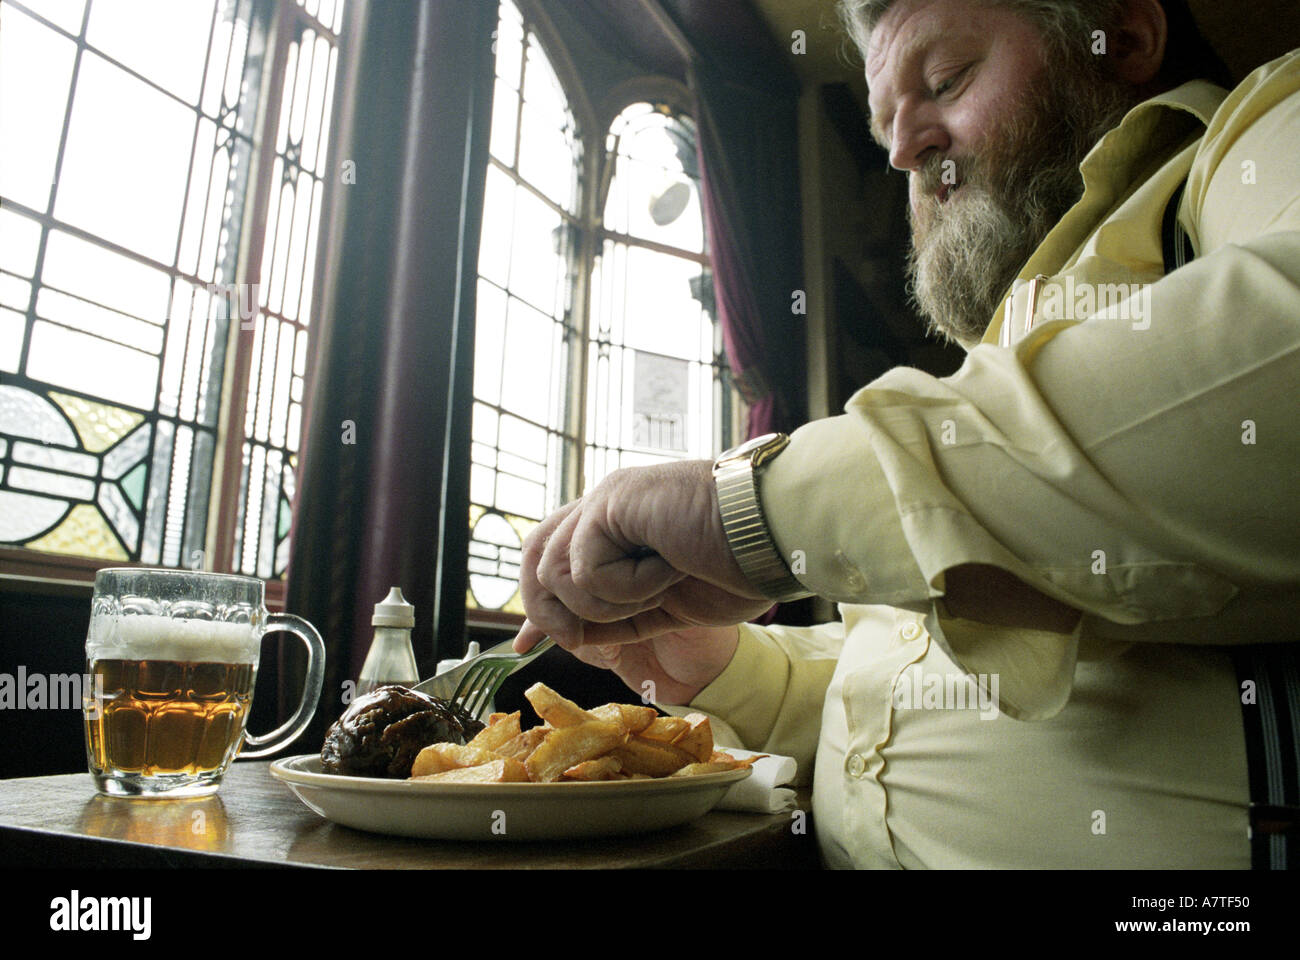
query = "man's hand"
xmin=516 ymin=621 xmax=741 ymax=705
xmin=512 ymin=460 xmax=773 ymax=652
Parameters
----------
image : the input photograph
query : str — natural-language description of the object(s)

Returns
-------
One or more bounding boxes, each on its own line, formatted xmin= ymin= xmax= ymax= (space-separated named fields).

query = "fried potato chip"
xmin=525 ymin=719 xmax=627 ymax=783
xmin=412 ymin=758 xmax=530 ymax=783
xmin=637 ymin=716 xmax=691 ymax=743
xmin=561 ymin=755 xmax=623 ymax=781
xmin=468 ymin=711 xmax=522 ymax=754
xmin=612 ymin=735 xmax=698 ymax=777
xmin=587 ymin=702 xmax=658 ymax=734
xmin=493 ymin=725 xmax=549 ymax=762
xmin=670 ymin=713 xmax=714 ymax=763
xmin=523 ymin=682 xmax=594 ymax=728
xmin=410 ymin=742 xmax=497 ymax=777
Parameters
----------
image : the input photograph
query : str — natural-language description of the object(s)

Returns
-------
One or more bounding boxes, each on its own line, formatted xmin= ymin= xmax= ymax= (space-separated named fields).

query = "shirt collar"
xmin=971 ymin=78 xmax=1231 ymax=351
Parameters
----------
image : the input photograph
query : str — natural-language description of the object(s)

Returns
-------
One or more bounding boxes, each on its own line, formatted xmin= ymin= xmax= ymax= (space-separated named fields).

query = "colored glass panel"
xmin=26 ymin=503 xmax=127 ymax=561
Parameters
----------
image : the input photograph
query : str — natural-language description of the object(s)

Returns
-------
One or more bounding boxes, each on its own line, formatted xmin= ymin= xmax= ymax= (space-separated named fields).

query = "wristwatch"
xmin=713 ymin=432 xmax=814 ymax=603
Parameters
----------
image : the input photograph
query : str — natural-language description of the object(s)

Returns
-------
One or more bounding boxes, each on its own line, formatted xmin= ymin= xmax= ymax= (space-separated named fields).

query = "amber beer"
xmin=85 ymin=657 xmax=256 ymax=778
xmin=84 ymin=569 xmax=325 ymax=798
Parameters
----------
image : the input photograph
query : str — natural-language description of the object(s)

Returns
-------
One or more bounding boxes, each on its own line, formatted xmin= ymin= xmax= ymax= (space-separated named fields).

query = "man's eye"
xmin=933 ymin=68 xmax=967 ymax=97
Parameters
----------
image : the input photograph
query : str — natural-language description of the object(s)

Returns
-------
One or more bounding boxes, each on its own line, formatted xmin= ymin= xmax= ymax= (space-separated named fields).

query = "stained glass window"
xmin=467 ymin=2 xmax=740 ymax=617
xmin=0 ymin=0 xmax=345 ymax=577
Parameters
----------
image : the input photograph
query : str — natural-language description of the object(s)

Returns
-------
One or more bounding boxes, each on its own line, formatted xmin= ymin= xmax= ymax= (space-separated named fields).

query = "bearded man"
xmin=512 ymin=0 xmax=1300 ymax=868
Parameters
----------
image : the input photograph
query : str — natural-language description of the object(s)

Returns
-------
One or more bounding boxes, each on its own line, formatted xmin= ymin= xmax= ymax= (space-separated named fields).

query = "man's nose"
xmin=888 ymin=101 xmax=949 ymax=172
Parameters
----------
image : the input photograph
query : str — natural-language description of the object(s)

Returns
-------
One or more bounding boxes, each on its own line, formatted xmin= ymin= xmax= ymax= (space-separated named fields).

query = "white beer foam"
xmin=87 ymin=614 xmax=260 ymax=664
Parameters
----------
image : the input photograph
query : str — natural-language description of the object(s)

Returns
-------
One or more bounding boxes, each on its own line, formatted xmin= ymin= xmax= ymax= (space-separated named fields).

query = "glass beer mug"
xmin=83 ymin=568 xmax=325 ymax=798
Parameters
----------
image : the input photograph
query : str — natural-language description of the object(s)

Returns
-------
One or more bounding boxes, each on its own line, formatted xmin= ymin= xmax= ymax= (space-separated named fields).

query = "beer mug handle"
xmin=239 ymin=613 xmax=326 ymax=759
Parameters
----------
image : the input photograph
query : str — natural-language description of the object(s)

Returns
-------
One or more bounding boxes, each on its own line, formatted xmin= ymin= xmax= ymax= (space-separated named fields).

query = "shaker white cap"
xmin=372 ymin=586 xmax=415 ymax=628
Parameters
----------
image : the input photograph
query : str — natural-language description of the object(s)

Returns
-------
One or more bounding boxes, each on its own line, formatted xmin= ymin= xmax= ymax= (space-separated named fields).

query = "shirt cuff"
xmin=759 ymin=415 xmax=933 ymax=605
xmin=688 ymin=622 xmax=792 ymax=749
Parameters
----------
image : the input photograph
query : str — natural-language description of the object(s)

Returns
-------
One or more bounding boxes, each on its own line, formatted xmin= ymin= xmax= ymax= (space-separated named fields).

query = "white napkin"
xmin=714 ymin=747 xmax=797 ymax=813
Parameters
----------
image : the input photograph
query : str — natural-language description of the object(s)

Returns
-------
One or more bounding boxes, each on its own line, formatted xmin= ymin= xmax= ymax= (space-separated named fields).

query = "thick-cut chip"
xmin=524 ymin=683 xmax=591 ymax=728
xmin=468 ymin=711 xmax=522 ymax=754
xmin=670 ymin=713 xmax=714 ymax=763
xmin=561 ymin=755 xmax=623 ymax=781
xmin=412 ymin=758 xmax=530 ymax=783
xmin=587 ymin=702 xmax=658 ymax=735
xmin=493 ymin=726 xmax=549 ymax=762
xmin=524 ymin=719 xmax=626 ymax=782
xmin=410 ymin=742 xmax=496 ymax=777
xmin=612 ymin=735 xmax=697 ymax=777
xmin=638 ymin=716 xmax=691 ymax=743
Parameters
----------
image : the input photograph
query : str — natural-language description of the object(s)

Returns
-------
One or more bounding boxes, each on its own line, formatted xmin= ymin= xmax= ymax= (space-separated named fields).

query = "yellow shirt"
xmin=687 ymin=50 xmax=1300 ymax=868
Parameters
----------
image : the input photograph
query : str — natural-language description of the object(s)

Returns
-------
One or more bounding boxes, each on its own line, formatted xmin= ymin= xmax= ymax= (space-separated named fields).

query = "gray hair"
xmin=838 ymin=1 xmax=1233 ymax=89
xmin=838 ymin=0 xmax=1127 ymax=71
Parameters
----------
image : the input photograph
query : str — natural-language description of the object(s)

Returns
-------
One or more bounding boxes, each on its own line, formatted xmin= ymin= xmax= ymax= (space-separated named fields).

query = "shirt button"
xmin=846 ymin=753 xmax=866 ymax=777
xmin=899 ymin=621 xmax=922 ymax=641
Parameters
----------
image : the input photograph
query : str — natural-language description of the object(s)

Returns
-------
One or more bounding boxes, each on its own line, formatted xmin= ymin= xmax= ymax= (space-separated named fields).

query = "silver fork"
xmin=412 ymin=637 xmax=555 ymax=719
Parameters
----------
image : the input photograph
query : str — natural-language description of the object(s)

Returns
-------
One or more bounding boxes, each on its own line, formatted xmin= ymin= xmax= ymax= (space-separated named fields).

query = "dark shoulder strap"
xmin=1161 ymin=180 xmax=1194 ymax=273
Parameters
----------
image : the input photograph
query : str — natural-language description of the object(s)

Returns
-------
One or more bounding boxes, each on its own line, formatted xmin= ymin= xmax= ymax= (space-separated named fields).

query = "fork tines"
xmin=451 ymin=662 xmax=506 ymax=720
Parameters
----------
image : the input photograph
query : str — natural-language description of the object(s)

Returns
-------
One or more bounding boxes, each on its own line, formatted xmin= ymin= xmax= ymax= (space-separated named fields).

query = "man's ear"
xmin=1109 ymin=0 xmax=1168 ymax=88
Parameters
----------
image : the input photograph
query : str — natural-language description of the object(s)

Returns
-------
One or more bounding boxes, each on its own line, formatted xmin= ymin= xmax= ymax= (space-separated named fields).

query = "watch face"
xmin=721 ymin=432 xmax=785 ymax=463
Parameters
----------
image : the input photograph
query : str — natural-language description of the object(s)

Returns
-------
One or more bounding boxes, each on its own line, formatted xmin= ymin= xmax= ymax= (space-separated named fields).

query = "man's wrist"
xmin=713 ymin=434 xmax=814 ymax=603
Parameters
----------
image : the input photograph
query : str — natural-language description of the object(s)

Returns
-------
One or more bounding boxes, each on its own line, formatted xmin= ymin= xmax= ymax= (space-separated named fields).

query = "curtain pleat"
xmin=691 ymin=61 xmax=806 ymax=438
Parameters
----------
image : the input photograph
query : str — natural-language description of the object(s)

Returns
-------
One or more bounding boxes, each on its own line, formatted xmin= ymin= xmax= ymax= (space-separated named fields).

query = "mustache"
xmin=910 ymin=153 xmax=988 ymax=213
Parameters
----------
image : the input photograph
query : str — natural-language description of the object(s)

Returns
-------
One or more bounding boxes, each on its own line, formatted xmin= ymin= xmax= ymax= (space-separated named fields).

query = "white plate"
xmin=269 ymin=754 xmax=753 ymax=841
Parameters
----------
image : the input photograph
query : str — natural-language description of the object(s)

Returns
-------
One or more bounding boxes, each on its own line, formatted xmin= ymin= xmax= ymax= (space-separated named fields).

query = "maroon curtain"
xmin=691 ymin=62 xmax=806 ymax=439
xmin=691 ymin=62 xmax=812 ymax=626
xmin=280 ymin=0 xmax=496 ymax=748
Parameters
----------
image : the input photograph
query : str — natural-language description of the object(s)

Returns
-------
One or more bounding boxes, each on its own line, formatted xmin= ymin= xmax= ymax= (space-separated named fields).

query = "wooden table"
xmin=0 ymin=761 xmax=820 ymax=869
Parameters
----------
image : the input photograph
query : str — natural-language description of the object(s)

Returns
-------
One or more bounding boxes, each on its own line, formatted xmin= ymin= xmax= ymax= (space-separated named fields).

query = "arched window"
xmin=587 ymin=102 xmax=735 ymax=485
xmin=466 ymin=2 xmax=738 ymax=620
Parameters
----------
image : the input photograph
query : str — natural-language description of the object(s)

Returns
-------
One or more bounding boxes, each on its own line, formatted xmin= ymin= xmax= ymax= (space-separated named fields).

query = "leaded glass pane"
xmin=0 ymin=275 xmax=31 ymax=313
xmin=0 ymin=308 xmax=26 ymax=373
xmin=604 ymin=107 xmax=704 ymax=254
xmin=0 ymin=3 xmax=77 ymax=212
xmin=27 ymin=503 xmax=127 ymax=560
xmin=466 ymin=505 xmax=535 ymax=615
xmin=0 ymin=208 xmax=43 ymax=278
xmin=0 ymin=0 xmax=343 ymax=575
xmin=41 ymin=230 xmax=171 ymax=325
xmin=26 ymin=321 xmax=159 ymax=409
xmin=56 ymin=51 xmax=196 ymax=264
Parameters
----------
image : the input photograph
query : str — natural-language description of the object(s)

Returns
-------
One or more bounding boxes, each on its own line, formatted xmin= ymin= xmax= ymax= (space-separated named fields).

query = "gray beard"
xmin=907 ymin=65 xmax=1136 ymax=348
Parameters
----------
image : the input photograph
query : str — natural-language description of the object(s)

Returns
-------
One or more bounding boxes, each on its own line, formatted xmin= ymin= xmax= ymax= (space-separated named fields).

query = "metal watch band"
xmin=713 ymin=437 xmax=813 ymax=603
